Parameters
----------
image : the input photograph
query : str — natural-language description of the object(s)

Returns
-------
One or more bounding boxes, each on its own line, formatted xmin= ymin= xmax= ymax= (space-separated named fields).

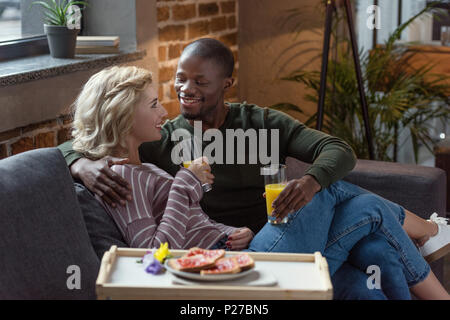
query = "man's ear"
xmin=224 ymin=77 xmax=234 ymax=90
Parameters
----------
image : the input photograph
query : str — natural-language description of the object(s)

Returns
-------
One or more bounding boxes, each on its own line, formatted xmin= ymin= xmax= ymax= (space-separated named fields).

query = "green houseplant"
xmin=271 ymin=3 xmax=450 ymax=163
xmin=32 ymin=0 xmax=88 ymax=58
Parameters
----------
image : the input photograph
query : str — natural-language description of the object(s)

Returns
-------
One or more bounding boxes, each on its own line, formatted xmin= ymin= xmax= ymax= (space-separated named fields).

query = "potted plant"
xmin=32 ymin=0 xmax=88 ymax=58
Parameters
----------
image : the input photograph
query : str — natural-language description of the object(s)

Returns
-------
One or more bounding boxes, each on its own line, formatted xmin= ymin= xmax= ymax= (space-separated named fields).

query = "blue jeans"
xmin=341 ymin=233 xmax=411 ymax=300
xmin=331 ymin=261 xmax=388 ymax=300
xmin=246 ymin=180 xmax=429 ymax=299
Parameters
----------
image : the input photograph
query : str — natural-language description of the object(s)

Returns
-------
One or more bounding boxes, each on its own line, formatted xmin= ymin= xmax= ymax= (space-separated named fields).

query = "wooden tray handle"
xmin=314 ymin=252 xmax=333 ymax=293
xmin=96 ymin=246 xmax=118 ymax=286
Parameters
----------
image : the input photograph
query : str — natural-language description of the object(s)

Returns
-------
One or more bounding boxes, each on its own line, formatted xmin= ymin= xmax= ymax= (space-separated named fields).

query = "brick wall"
xmin=0 ymin=115 xmax=73 ymax=159
xmin=0 ymin=0 xmax=239 ymax=159
xmin=157 ymin=0 xmax=239 ymax=119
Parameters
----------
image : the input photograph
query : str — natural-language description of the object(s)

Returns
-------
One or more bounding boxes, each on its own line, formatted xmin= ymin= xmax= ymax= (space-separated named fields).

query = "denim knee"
xmin=348 ymin=234 xmax=412 ymax=300
xmin=331 ymin=180 xmax=406 ymax=225
xmin=332 ymin=262 xmax=387 ymax=300
xmin=328 ymin=180 xmax=371 ymax=204
xmin=326 ymin=193 xmax=385 ymax=247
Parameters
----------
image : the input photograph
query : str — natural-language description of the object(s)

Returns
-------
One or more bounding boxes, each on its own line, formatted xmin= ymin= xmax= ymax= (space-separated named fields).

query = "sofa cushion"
xmin=74 ymin=183 xmax=128 ymax=259
xmin=0 ymin=148 xmax=100 ymax=299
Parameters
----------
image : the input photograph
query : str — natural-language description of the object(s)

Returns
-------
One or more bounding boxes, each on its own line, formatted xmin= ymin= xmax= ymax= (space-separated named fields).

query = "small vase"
xmin=44 ymin=25 xmax=80 ymax=58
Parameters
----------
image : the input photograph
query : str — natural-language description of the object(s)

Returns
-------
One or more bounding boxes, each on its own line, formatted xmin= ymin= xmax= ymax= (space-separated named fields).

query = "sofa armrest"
xmin=0 ymin=148 xmax=100 ymax=299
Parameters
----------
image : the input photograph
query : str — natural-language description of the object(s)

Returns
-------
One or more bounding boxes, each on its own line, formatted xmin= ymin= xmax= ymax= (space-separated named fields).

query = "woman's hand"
xmin=226 ymin=227 xmax=254 ymax=251
xmin=271 ymin=175 xmax=321 ymax=223
xmin=70 ymin=156 xmax=132 ymax=207
xmin=187 ymin=156 xmax=214 ymax=185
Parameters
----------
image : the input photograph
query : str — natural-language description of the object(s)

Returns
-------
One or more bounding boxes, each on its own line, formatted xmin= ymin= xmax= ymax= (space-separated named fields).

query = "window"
xmin=0 ymin=0 xmax=89 ymax=61
xmin=0 ymin=0 xmax=51 ymax=41
xmin=0 ymin=0 xmax=49 ymax=60
xmin=354 ymin=0 xmax=449 ymax=165
xmin=0 ymin=0 xmax=21 ymax=42
xmin=356 ymin=0 xmax=450 ymax=53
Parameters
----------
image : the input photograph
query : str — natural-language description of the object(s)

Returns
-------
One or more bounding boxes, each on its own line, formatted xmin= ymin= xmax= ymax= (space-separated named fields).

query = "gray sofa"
xmin=0 ymin=148 xmax=446 ymax=299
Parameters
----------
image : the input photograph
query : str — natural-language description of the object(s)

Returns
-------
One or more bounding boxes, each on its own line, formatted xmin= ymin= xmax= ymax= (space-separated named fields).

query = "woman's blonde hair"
xmin=72 ymin=66 xmax=153 ymax=159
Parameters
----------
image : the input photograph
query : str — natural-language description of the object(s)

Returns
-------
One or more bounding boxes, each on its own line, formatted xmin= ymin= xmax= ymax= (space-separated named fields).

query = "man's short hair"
xmin=182 ymin=38 xmax=234 ymax=78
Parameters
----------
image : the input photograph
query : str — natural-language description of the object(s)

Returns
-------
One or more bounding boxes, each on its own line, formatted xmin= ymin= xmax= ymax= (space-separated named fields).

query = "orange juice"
xmin=182 ymin=161 xmax=192 ymax=168
xmin=265 ymin=183 xmax=286 ymax=216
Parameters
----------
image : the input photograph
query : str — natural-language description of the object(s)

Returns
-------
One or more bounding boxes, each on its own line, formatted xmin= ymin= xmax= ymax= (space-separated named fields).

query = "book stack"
xmin=76 ymin=36 xmax=120 ymax=54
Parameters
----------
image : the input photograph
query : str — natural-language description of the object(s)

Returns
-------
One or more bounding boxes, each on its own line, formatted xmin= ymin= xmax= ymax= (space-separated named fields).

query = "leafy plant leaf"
xmin=32 ymin=0 xmax=88 ymax=26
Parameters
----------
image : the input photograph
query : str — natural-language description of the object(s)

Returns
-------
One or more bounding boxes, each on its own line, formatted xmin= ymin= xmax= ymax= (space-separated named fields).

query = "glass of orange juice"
xmin=182 ymin=160 xmax=192 ymax=168
xmin=262 ymin=164 xmax=288 ymax=224
xmin=182 ymin=160 xmax=213 ymax=193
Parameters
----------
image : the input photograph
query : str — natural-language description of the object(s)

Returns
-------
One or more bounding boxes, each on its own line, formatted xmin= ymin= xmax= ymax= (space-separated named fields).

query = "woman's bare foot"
xmin=416 ymin=221 xmax=438 ymax=246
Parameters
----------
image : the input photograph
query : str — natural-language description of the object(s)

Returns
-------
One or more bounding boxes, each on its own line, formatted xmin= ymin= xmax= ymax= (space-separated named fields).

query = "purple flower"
xmin=142 ymin=251 xmax=163 ymax=275
xmin=145 ymin=259 xmax=163 ymax=275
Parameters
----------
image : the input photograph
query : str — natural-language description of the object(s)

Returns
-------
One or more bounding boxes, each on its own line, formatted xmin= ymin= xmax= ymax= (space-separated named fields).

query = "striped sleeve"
xmin=106 ymin=166 xmax=204 ymax=249
xmin=137 ymin=168 xmax=203 ymax=248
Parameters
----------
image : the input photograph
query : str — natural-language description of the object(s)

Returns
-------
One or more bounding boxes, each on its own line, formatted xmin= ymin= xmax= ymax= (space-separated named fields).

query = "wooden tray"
xmin=96 ymin=246 xmax=333 ymax=300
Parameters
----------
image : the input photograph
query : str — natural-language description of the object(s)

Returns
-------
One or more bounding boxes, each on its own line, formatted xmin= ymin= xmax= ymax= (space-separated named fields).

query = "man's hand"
xmin=226 ymin=227 xmax=254 ymax=251
xmin=271 ymin=175 xmax=321 ymax=223
xmin=70 ymin=156 xmax=132 ymax=208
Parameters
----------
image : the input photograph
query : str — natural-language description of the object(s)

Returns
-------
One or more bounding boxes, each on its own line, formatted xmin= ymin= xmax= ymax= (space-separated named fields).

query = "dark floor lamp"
xmin=316 ymin=0 xmax=375 ymax=160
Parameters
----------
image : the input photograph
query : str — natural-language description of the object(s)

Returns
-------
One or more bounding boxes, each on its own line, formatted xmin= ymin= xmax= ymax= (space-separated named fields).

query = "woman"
xmin=71 ymin=66 xmax=449 ymax=299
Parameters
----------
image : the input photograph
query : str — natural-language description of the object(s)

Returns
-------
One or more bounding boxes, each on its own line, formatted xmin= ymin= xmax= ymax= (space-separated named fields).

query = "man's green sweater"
xmin=59 ymin=102 xmax=356 ymax=233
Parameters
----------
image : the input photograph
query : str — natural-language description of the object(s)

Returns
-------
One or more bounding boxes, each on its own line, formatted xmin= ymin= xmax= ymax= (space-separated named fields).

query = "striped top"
xmin=97 ymin=163 xmax=238 ymax=250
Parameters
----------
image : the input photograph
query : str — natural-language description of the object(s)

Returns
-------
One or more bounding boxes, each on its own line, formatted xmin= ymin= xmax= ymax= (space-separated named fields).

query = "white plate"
xmin=164 ymin=259 xmax=254 ymax=282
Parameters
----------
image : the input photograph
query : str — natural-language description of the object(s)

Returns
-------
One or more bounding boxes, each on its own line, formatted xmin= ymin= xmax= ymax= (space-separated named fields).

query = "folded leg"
xmin=346 ymin=233 xmax=411 ymax=300
xmin=331 ymin=262 xmax=387 ymax=300
xmin=324 ymin=191 xmax=430 ymax=288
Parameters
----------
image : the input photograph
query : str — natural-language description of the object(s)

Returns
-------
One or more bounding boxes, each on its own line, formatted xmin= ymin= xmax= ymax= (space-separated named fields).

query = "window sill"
xmin=0 ymin=48 xmax=147 ymax=87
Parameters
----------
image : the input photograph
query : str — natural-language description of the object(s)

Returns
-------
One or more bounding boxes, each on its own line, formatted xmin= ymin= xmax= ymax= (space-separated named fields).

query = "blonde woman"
xmin=70 ymin=66 xmax=448 ymax=299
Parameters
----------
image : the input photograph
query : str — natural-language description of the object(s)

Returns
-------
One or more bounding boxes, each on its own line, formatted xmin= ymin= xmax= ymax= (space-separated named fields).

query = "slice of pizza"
xmin=168 ymin=254 xmax=217 ymax=273
xmin=200 ymin=257 xmax=241 ymax=275
xmin=182 ymin=247 xmax=226 ymax=261
xmin=234 ymin=253 xmax=255 ymax=271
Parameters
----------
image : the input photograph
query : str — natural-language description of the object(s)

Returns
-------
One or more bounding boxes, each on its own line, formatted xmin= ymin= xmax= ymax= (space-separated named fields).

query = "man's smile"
xmin=179 ymin=95 xmax=204 ymax=107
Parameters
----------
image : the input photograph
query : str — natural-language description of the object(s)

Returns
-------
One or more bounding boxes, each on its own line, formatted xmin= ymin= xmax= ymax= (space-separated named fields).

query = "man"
xmin=60 ymin=38 xmax=412 ymax=299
